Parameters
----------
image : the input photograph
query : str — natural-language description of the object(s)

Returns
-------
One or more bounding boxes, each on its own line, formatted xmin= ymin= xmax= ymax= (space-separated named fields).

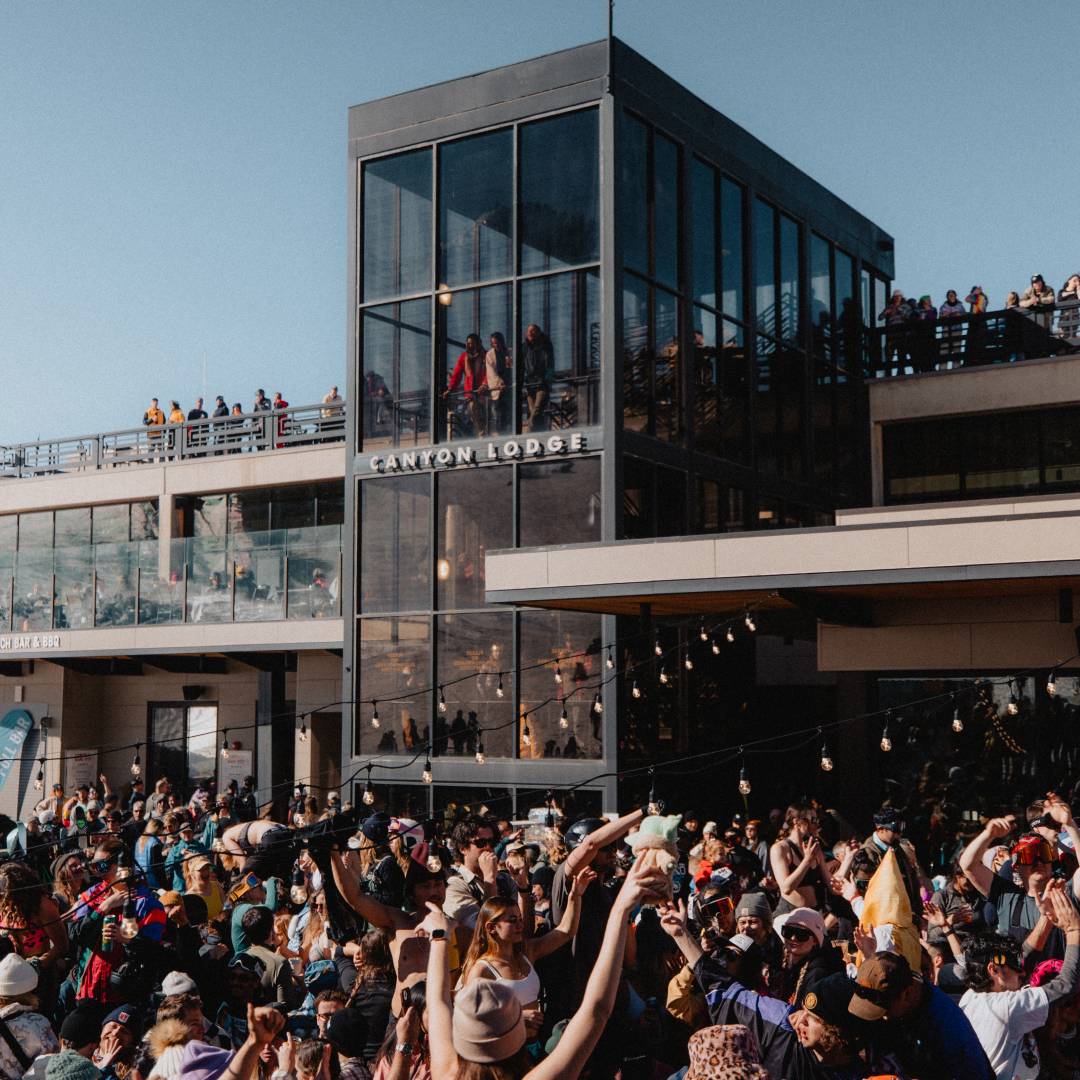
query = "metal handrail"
xmin=0 ymin=400 xmax=346 ymax=480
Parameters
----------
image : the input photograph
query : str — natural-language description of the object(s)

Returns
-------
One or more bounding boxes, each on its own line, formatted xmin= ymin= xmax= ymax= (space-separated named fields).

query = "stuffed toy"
xmin=626 ymin=814 xmax=682 ymax=900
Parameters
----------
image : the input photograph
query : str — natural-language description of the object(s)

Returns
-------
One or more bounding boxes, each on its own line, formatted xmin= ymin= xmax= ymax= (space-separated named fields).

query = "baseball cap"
xmin=849 ymin=953 xmax=915 ymax=1021
xmin=228 ymin=952 xmax=266 ymax=978
xmin=325 ymin=1009 xmax=369 ymax=1059
xmin=798 ymin=973 xmax=865 ymax=1027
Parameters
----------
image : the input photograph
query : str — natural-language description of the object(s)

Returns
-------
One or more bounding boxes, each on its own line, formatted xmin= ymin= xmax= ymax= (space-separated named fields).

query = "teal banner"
xmin=0 ymin=709 xmax=34 ymax=797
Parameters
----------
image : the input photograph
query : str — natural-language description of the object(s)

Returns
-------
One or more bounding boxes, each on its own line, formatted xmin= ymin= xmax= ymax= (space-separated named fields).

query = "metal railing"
xmin=862 ymin=302 xmax=1080 ymax=378
xmin=0 ymin=401 xmax=346 ymax=480
xmin=0 ymin=524 xmax=342 ymax=633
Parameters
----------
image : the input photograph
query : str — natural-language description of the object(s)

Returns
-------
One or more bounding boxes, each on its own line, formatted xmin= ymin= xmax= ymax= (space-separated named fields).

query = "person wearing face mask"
xmin=849 ymin=807 xmax=929 ymax=918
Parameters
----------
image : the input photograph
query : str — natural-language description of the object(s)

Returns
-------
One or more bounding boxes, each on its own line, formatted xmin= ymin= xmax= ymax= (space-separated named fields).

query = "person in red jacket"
xmin=273 ymin=391 xmax=289 ymax=448
xmin=443 ymin=334 xmax=488 ymax=437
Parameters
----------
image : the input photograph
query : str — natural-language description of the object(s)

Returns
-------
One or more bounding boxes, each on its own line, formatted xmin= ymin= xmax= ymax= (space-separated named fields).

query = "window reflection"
xmin=654 ymin=134 xmax=680 ymax=290
xmin=656 ymin=466 xmax=687 ymax=536
xmin=754 ymin=199 xmax=776 ymax=336
xmin=622 ymin=275 xmax=650 ymax=434
xmin=439 ymin=130 xmax=513 ymax=287
xmin=833 ymin=250 xmax=858 ymax=375
xmin=691 ymin=159 xmax=717 ymax=308
xmin=18 ymin=513 xmax=52 ymax=550
xmin=779 ymin=213 xmax=800 ymax=343
xmin=519 ymin=109 xmax=599 ymax=273
xmin=439 ymin=285 xmax=511 ymax=440
xmin=519 ymin=610 xmax=602 ymax=760
xmin=622 ymin=456 xmax=654 ymax=539
xmin=721 ymin=178 xmax=745 ymax=320
xmin=54 ymin=508 xmax=90 ymax=549
xmin=654 ymin=287 xmax=680 ymax=442
xmin=363 ymin=148 xmax=432 ymax=302
xmin=518 ymin=458 xmax=601 ymax=548
xmin=54 ymin=547 xmax=92 ymax=628
xmin=436 ymin=612 xmax=513 ymax=759
xmin=436 ymin=468 xmax=512 ymax=610
xmin=693 ymin=308 xmax=749 ymax=463
xmin=520 ymin=269 xmax=599 ymax=432
xmin=360 ymin=475 xmax=431 ymax=614
xmin=810 ymin=234 xmax=831 ymax=361
xmin=362 ymin=299 xmax=431 ymax=449
xmin=13 ymin=551 xmax=51 ymax=630
xmin=95 ymin=542 xmax=136 ymax=627
xmin=619 ymin=112 xmax=649 ymax=277
xmin=357 ymin=617 xmax=430 ymax=756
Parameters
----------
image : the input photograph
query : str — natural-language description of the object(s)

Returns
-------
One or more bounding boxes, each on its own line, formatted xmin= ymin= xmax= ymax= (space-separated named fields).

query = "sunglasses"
xmin=1013 ymin=840 xmax=1055 ymax=866
xmin=471 ymin=837 xmax=495 ymax=849
xmin=90 ymin=856 xmax=118 ymax=875
xmin=698 ymin=895 xmax=734 ymax=920
xmin=782 ymin=924 xmax=816 ymax=944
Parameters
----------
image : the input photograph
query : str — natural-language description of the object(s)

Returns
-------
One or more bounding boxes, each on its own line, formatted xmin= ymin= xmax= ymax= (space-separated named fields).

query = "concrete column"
xmin=256 ymin=663 xmax=286 ymax=815
xmin=157 ymin=490 xmax=175 ymax=581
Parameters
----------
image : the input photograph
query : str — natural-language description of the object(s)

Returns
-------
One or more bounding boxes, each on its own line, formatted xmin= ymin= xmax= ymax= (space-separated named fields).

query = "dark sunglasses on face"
xmin=91 ymin=855 xmax=118 ymax=875
xmin=782 ymin=924 xmax=815 ymax=944
xmin=472 ymin=836 xmax=495 ymax=849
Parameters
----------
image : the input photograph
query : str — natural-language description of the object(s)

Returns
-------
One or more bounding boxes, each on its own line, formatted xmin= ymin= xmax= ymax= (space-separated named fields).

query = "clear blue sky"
xmin=1 ymin=2 xmax=1076 ymax=445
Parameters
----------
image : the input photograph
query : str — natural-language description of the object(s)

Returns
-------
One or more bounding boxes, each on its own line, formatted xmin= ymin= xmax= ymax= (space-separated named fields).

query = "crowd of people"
xmin=136 ymin=388 xmax=344 ymax=456
xmin=6 ymin=771 xmax=1080 ymax=1078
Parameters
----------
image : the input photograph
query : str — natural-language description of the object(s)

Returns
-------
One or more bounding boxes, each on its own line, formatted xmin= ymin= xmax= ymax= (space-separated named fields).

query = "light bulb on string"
xmin=553 ymin=663 xmax=562 ymax=685
xmin=496 ymin=674 xmax=504 ymax=699
xmin=744 ymin=612 xmax=756 ymax=633
xmin=1047 ymin=671 xmax=1058 ymax=697
xmin=738 ymin=761 xmax=751 ymax=797
xmin=631 ymin=680 xmax=642 ymax=699
xmin=880 ymin=713 xmax=892 ymax=753
xmin=699 ymin=622 xmax=708 ymax=642
xmin=371 ymin=702 xmax=380 ymax=729
xmin=684 ymin=654 xmax=694 ymax=671
xmin=362 ymin=766 xmax=375 ymax=807
xmin=952 ymin=708 xmax=964 ymax=733
xmin=33 ymin=760 xmax=44 ymax=792
xmin=438 ymin=686 xmax=447 ymax=713
xmin=820 ymin=744 xmax=834 ymax=772
xmin=221 ymin=732 xmax=230 ymax=759
xmin=659 ymin=666 xmax=669 ymax=685
xmin=298 ymin=722 xmax=308 ymax=743
xmin=606 ymin=648 xmax=615 ymax=671
xmin=559 ymin=706 xmax=569 ymax=730
xmin=654 ymin=637 xmax=663 ymax=656
xmin=592 ymin=691 xmax=603 ymax=715
xmin=711 ymin=639 xmax=720 ymax=655
xmin=647 ymin=771 xmax=661 ymax=815
xmin=131 ymin=744 xmax=142 ymax=779
xmin=1006 ymin=680 xmax=1019 ymax=716
xmin=475 ymin=739 xmax=486 ymax=766
xmin=522 ymin=723 xmax=531 ymax=748
xmin=422 ymin=757 xmax=433 ymax=784
xmin=726 ymin=627 xmax=735 ymax=644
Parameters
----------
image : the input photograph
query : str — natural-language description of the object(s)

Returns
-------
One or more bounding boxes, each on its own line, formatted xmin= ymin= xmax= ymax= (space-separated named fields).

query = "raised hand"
xmin=922 ymin=900 xmax=948 ymax=929
xmin=852 ymin=924 xmax=877 ymax=960
xmin=658 ymin=898 xmax=689 ymax=939
xmin=985 ymin=816 xmax=1016 ymax=841
xmin=247 ymin=1003 xmax=286 ymax=1046
xmin=571 ymin=866 xmax=598 ymax=898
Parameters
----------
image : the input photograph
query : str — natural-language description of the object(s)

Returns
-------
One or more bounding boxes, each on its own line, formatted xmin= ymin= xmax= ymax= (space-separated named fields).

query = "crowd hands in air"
xmin=5 ymin=772 xmax=1080 ymax=1079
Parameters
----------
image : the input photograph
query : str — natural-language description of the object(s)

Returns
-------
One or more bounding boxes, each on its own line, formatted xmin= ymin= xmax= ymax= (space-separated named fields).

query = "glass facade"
xmin=359 ymin=108 xmax=601 ymax=450
xmin=882 ymin=406 xmax=1080 ymax=503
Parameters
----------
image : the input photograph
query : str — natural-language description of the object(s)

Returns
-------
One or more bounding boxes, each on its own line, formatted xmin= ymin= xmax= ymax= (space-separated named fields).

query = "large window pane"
xmin=656 ymin=466 xmax=687 ymax=537
xmin=653 ymin=134 xmax=680 ymax=290
xmin=315 ymin=483 xmax=345 ymax=526
xmin=286 ymin=526 xmax=341 ymax=619
xmin=357 ymin=617 xmax=431 ymax=756
xmin=622 ymin=456 xmax=654 ymax=539
xmin=436 ymin=467 xmax=512 ymax=610
xmin=363 ymin=149 xmax=432 ymax=302
xmin=754 ymin=199 xmax=776 ymax=337
xmin=696 ymin=306 xmax=750 ymax=461
xmin=18 ymin=513 xmax=52 ymax=551
xmin=1043 ymin=408 xmax=1080 ymax=487
xmin=360 ymin=475 xmax=431 ymax=614
xmin=519 ymin=269 xmax=600 ymax=432
xmin=436 ymin=612 xmax=513 ymax=759
xmin=519 ymin=458 xmax=601 ymax=548
xmin=440 ymin=284 xmax=511 ymax=440
xmin=810 ymin=234 xmax=831 ymax=359
xmin=362 ymin=299 xmax=431 ymax=449
xmin=148 ymin=706 xmax=186 ymax=790
xmin=964 ymin=412 xmax=1040 ymax=494
xmin=833 ymin=250 xmax=858 ymax=374
xmin=654 ymin=287 xmax=680 ymax=442
xmin=190 ymin=495 xmax=226 ymax=539
xmin=185 ymin=537 xmax=231 ymax=623
xmin=439 ymin=130 xmax=512 ymax=287
xmin=778 ymin=213 xmax=800 ymax=343
xmin=54 ymin=546 xmax=92 ymax=629
xmin=187 ymin=706 xmax=219 ymax=787
xmin=54 ymin=507 xmax=90 ymax=550
xmin=883 ymin=422 xmax=961 ymax=502
xmin=520 ymin=109 xmax=599 ymax=273
xmin=519 ymin=610 xmax=603 ymax=760
xmin=13 ymin=551 xmax=52 ymax=630
xmin=619 ymin=112 xmax=649 ymax=277
xmin=721 ymin=178 xmax=745 ymax=320
xmin=94 ymin=542 xmax=137 ymax=627
xmin=228 ymin=492 xmax=271 ymax=537
xmin=691 ymin=160 xmax=717 ymax=308
xmin=230 ymin=531 xmax=285 ymax=622
xmin=272 ymin=487 xmax=316 ymax=532
xmin=622 ymin=275 xmax=650 ymax=433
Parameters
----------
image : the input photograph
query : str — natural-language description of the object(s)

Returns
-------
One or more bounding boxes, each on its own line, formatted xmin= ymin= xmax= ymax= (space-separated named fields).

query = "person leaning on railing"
xmin=1019 ymin=273 xmax=1056 ymax=329
xmin=1057 ymin=274 xmax=1080 ymax=339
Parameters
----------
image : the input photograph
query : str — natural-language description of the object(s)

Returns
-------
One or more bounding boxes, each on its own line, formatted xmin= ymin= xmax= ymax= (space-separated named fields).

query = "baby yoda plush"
xmin=626 ymin=814 xmax=682 ymax=900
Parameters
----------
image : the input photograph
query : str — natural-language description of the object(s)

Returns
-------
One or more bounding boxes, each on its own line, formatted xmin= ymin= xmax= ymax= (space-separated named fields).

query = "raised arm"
xmin=959 ymin=816 xmax=1014 ymax=898
xmin=528 ymin=867 xmax=596 ymax=963
xmin=331 ymin=851 xmax=412 ymax=931
xmin=658 ymin=897 xmax=703 ymax=970
xmin=770 ymin=836 xmax=818 ymax=895
xmin=423 ymin=904 xmax=458 ymax=1080
xmin=564 ymin=808 xmax=644 ymax=875
xmin=1042 ymin=793 xmax=1080 ymax=897
xmin=527 ymin=857 xmax=667 ymax=1080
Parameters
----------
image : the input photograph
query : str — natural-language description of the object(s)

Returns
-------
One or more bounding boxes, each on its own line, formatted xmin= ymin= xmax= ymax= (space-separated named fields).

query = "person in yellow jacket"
xmin=143 ymin=397 xmax=166 ymax=459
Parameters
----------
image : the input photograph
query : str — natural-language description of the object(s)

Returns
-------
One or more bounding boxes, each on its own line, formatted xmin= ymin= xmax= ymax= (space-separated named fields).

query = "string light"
xmin=438 ymin=686 xmax=447 ymax=713
xmin=726 ymin=627 xmax=735 ymax=644
xmin=684 ymin=654 xmax=694 ymax=671
xmin=33 ymin=759 xmax=44 ymax=792
xmin=952 ymin=708 xmax=964 ymax=733
xmin=553 ymin=663 xmax=562 ymax=685
xmin=475 ymin=739 xmax=486 ymax=766
xmin=631 ymin=680 xmax=642 ymax=699
xmin=744 ymin=612 xmax=756 ymax=633
xmin=371 ymin=702 xmax=380 ymax=729
xmin=654 ymin=637 xmax=663 ymax=656
xmin=522 ymin=723 xmax=531 ymax=748
xmin=496 ymin=674 xmax=504 ymax=699
xmin=298 ymin=722 xmax=308 ymax=743
xmin=658 ymin=666 xmax=669 ymax=685
xmin=559 ymin=706 xmax=569 ymax=730
xmin=880 ymin=713 xmax=893 ymax=753
xmin=422 ymin=757 xmax=433 ymax=784
xmin=699 ymin=622 xmax=708 ymax=642
xmin=1047 ymin=671 xmax=1058 ymax=697
xmin=131 ymin=744 xmax=141 ymax=779
xmin=221 ymin=732 xmax=230 ymax=759
xmin=711 ymin=639 xmax=720 ymax=655
xmin=819 ymin=729 xmax=834 ymax=772
xmin=647 ymin=770 xmax=661 ymax=815
xmin=593 ymin=691 xmax=603 ymax=715
xmin=362 ymin=766 xmax=375 ymax=806
xmin=606 ymin=648 xmax=615 ymax=670
xmin=738 ymin=760 xmax=751 ymax=796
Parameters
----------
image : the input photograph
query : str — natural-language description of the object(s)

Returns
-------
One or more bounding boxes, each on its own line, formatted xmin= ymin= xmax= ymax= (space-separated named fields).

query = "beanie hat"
xmin=102 ymin=1004 xmax=144 ymax=1038
xmin=0 ymin=952 xmax=38 ymax=996
xmin=325 ymin=1008 xmax=370 ymax=1058
xmin=46 ymin=1050 xmax=102 ymax=1080
xmin=179 ymin=1042 xmax=235 ymax=1080
xmin=452 ymin=980 xmax=525 ymax=1063
xmin=60 ymin=1006 xmax=103 ymax=1049
xmin=161 ymin=970 xmax=198 ymax=996
xmin=734 ymin=892 xmax=772 ymax=926
xmin=361 ymin=811 xmax=392 ymax=844
xmin=775 ymin=907 xmax=826 ymax=947
xmin=147 ymin=1019 xmax=191 ymax=1080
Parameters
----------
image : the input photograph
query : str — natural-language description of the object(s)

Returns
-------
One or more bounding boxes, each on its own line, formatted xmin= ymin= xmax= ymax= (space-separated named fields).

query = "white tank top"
xmin=480 ymin=957 xmax=541 ymax=1007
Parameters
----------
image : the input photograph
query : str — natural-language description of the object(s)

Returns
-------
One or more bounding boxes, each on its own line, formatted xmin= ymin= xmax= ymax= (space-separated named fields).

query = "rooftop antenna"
xmin=605 ymin=0 xmax=614 ymax=95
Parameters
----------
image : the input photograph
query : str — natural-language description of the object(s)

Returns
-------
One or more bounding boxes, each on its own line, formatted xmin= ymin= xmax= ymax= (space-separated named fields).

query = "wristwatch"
xmin=395 ymin=1042 xmax=413 ymax=1056
xmin=430 ymin=928 xmax=447 ymax=941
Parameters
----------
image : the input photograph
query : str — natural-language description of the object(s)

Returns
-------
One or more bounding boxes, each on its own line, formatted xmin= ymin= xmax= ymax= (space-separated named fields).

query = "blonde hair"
xmin=460 ymin=897 xmax=525 ymax=983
